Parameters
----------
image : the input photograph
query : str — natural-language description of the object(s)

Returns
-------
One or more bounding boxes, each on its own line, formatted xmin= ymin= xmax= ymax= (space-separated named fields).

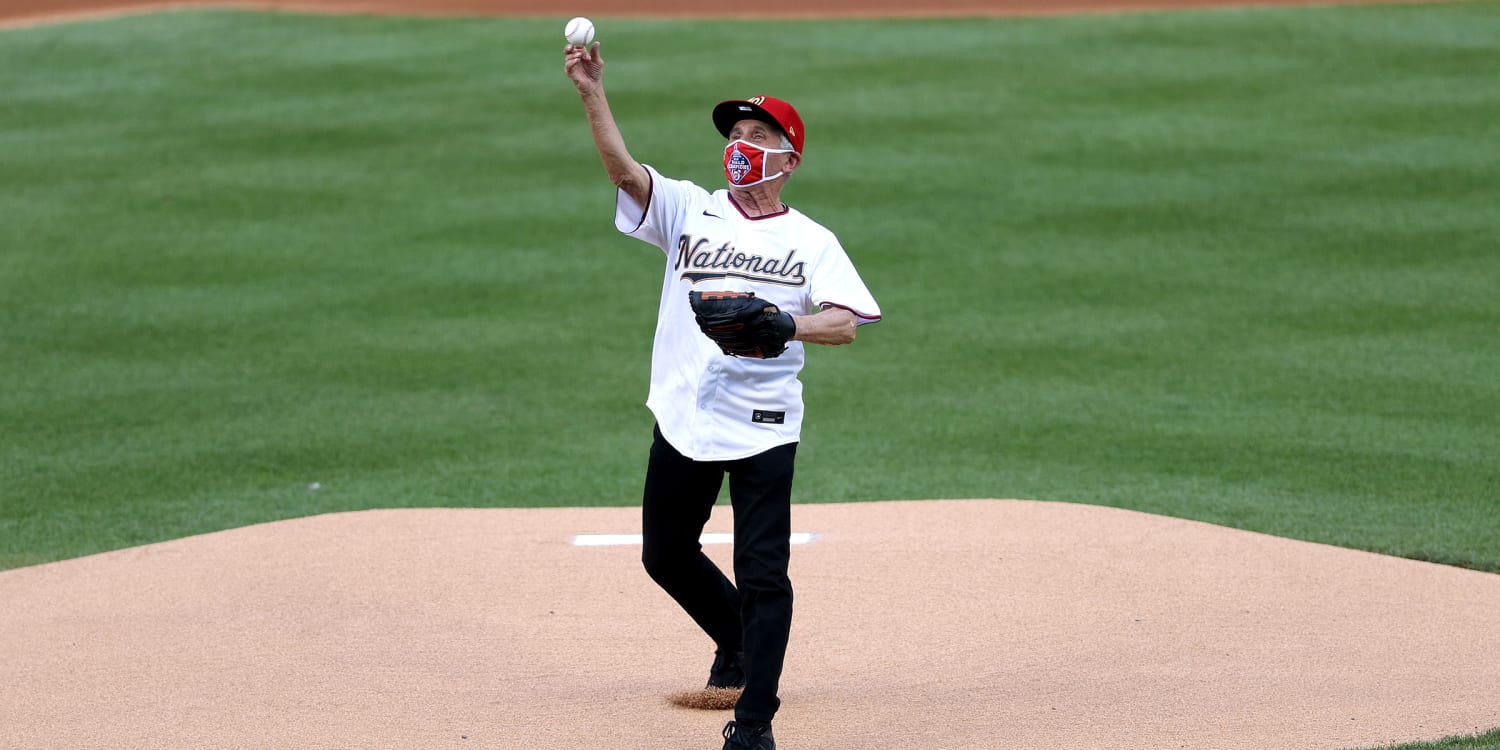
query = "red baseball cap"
xmin=712 ymin=95 xmax=805 ymax=154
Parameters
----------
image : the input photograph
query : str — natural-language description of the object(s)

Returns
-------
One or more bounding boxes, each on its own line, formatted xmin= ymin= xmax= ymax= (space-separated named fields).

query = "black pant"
xmin=640 ymin=424 xmax=796 ymax=724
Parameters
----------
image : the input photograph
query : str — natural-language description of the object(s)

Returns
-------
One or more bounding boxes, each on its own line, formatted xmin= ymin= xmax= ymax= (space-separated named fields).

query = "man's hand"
xmin=564 ymin=42 xmax=603 ymax=96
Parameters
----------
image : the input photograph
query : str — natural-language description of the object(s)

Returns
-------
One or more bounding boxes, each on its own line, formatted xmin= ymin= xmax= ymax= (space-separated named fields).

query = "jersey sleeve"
xmin=614 ymin=164 xmax=705 ymax=255
xmin=808 ymin=236 xmax=882 ymax=325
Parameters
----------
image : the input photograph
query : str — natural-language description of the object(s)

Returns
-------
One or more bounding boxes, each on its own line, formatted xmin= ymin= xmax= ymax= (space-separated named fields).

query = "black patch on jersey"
xmin=752 ymin=410 xmax=786 ymax=425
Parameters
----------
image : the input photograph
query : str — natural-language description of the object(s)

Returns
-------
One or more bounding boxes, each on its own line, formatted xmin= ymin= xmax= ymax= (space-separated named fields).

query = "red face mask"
xmin=723 ymin=139 xmax=795 ymax=188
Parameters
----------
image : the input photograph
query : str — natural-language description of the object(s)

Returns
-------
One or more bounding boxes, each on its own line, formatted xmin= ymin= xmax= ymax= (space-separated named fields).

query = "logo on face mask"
xmin=727 ymin=145 xmax=753 ymax=184
xmin=723 ymin=139 xmax=795 ymax=188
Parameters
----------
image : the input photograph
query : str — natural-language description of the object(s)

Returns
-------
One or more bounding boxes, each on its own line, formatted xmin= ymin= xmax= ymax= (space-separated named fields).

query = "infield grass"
xmin=2 ymin=4 xmax=1498 ymax=577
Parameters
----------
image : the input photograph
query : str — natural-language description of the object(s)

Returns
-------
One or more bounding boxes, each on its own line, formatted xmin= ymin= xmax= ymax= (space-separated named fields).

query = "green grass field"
xmin=3 ymin=4 xmax=1498 ymax=747
xmin=1362 ymin=729 xmax=1500 ymax=750
xmin=3 ymin=4 xmax=1498 ymax=567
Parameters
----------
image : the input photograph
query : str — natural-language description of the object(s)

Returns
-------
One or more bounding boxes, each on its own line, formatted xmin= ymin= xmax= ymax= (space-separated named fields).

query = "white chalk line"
xmin=573 ymin=532 xmax=817 ymax=547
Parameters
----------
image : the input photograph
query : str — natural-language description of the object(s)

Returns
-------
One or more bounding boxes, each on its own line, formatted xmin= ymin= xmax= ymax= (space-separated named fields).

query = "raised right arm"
xmin=563 ymin=43 xmax=651 ymax=207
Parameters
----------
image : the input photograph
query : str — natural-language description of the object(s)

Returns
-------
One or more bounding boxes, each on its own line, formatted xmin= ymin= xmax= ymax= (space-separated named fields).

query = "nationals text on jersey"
xmin=676 ymin=234 xmax=808 ymax=287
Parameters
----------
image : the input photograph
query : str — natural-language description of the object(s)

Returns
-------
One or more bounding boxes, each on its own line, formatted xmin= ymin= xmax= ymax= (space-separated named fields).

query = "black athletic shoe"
xmin=706 ymin=650 xmax=745 ymax=690
xmin=721 ymin=720 xmax=775 ymax=750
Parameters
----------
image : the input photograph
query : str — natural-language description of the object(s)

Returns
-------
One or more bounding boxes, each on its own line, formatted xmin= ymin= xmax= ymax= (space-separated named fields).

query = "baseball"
xmin=564 ymin=17 xmax=595 ymax=47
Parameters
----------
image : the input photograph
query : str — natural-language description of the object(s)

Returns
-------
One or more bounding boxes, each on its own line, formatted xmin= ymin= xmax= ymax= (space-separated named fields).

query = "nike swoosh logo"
xmin=702 ymin=210 xmax=722 ymax=218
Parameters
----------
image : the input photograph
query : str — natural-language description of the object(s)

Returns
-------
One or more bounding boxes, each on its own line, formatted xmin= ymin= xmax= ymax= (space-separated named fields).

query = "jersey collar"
xmin=728 ymin=192 xmax=790 ymax=221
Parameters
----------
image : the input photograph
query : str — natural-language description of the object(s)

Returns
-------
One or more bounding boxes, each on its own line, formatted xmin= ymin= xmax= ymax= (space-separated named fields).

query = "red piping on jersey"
xmin=819 ymin=301 xmax=882 ymax=323
xmin=728 ymin=191 xmax=790 ymax=221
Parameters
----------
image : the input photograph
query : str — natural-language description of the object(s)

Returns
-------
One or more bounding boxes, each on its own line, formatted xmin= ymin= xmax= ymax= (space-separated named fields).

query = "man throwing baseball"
xmin=564 ymin=39 xmax=881 ymax=750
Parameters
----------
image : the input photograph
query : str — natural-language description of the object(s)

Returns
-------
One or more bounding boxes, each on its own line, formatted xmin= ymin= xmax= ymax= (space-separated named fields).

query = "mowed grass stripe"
xmin=1356 ymin=728 xmax=1500 ymax=750
xmin=1 ymin=4 xmax=1498 ymax=577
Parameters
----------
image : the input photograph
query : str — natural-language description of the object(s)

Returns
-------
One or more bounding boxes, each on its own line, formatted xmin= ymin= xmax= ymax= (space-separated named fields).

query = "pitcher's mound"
xmin=2 ymin=500 xmax=1497 ymax=749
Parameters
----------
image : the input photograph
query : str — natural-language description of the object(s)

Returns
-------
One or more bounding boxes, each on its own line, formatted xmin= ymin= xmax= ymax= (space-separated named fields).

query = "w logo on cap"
xmin=727 ymin=145 xmax=752 ymax=184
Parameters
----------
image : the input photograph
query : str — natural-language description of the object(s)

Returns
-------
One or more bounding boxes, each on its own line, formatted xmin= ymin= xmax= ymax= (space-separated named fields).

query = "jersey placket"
xmin=693 ymin=358 xmax=727 ymax=455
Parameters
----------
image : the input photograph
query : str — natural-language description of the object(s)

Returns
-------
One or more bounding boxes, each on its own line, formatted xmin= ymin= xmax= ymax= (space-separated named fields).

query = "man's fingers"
xmin=562 ymin=43 xmax=599 ymax=83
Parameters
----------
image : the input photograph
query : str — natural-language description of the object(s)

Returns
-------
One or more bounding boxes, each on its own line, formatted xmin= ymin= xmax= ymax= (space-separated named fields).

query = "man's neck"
xmin=728 ymin=186 xmax=785 ymax=218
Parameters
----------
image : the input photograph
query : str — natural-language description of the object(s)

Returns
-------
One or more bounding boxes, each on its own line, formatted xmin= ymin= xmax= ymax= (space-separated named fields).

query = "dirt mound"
xmin=4 ymin=499 xmax=1497 ymax=749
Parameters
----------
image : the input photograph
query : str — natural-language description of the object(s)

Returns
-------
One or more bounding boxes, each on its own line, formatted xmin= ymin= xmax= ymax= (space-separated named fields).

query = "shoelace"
xmin=722 ymin=721 xmax=766 ymax=747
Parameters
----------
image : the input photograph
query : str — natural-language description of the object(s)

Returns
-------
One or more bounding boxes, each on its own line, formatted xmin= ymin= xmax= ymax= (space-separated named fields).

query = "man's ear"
xmin=783 ymin=151 xmax=802 ymax=175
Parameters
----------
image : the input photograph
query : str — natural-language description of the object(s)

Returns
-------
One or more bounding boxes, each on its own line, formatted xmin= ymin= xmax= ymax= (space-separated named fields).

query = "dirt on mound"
xmin=3 ymin=499 xmax=1497 ymax=749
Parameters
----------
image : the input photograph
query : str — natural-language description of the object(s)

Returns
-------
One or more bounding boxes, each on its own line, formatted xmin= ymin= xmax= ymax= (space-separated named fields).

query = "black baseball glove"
xmin=688 ymin=291 xmax=797 ymax=359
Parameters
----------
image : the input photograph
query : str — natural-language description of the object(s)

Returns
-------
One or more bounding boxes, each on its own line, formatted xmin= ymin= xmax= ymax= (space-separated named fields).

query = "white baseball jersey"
xmin=615 ymin=165 xmax=882 ymax=462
